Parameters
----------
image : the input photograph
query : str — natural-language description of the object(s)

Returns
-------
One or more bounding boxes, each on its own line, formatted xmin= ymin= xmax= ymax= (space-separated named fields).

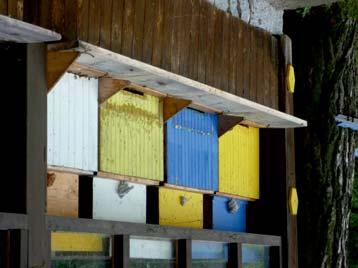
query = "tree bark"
xmin=284 ymin=4 xmax=357 ymax=268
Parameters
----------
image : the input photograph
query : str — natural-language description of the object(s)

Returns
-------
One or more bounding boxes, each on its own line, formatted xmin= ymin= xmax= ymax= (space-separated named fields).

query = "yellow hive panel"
xmin=159 ymin=188 xmax=203 ymax=228
xmin=219 ymin=125 xmax=259 ymax=199
xmin=100 ymin=90 xmax=164 ymax=181
xmin=51 ymin=232 xmax=104 ymax=252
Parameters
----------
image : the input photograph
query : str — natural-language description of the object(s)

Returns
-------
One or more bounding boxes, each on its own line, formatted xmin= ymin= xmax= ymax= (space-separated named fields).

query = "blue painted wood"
xmin=212 ymin=196 xmax=247 ymax=232
xmin=166 ymin=108 xmax=218 ymax=191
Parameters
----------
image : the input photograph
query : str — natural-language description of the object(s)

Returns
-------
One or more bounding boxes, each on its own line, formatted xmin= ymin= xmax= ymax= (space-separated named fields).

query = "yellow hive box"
xmin=158 ymin=187 xmax=203 ymax=229
xmin=51 ymin=232 xmax=104 ymax=252
xmin=219 ymin=125 xmax=260 ymax=200
xmin=100 ymin=89 xmax=164 ymax=181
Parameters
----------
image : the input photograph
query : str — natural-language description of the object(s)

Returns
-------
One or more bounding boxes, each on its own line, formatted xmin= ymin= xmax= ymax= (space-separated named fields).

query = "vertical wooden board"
xmin=160 ymin=0 xmax=174 ymax=71
xmin=111 ymin=0 xmax=125 ymax=53
xmin=50 ymin=0 xmax=65 ymax=37
xmin=187 ymin=0 xmax=200 ymax=81
xmin=99 ymin=90 xmax=164 ymax=181
xmin=242 ymin=23 xmax=250 ymax=99
xmin=113 ymin=235 xmax=130 ymax=268
xmin=122 ymin=0 xmax=135 ymax=57
xmin=151 ymin=0 xmax=164 ymax=67
xmin=100 ymin=0 xmax=113 ymax=49
xmin=142 ymin=0 xmax=156 ymax=64
xmin=271 ymin=37 xmax=279 ymax=109
xmin=159 ymin=188 xmax=203 ymax=229
xmin=0 ymin=0 xmax=7 ymax=15
xmin=170 ymin=0 xmax=182 ymax=74
xmin=51 ymin=232 xmax=104 ymax=252
xmin=256 ymin=31 xmax=264 ymax=105
xmin=213 ymin=10 xmax=223 ymax=89
xmin=176 ymin=239 xmax=192 ymax=268
xmin=249 ymin=27 xmax=257 ymax=103
xmin=263 ymin=32 xmax=271 ymax=107
xmin=88 ymin=0 xmax=101 ymax=45
xmin=64 ymin=0 xmax=78 ymax=40
xmin=78 ymin=0 xmax=89 ymax=41
xmin=197 ymin=0 xmax=207 ymax=84
xmin=47 ymin=172 xmax=79 ymax=217
xmin=132 ymin=0 xmax=145 ymax=61
xmin=221 ymin=12 xmax=230 ymax=91
xmin=228 ymin=16 xmax=238 ymax=95
xmin=236 ymin=20 xmax=245 ymax=97
xmin=205 ymin=4 xmax=216 ymax=86
xmin=93 ymin=177 xmax=146 ymax=223
xmin=8 ymin=0 xmax=23 ymax=19
xmin=178 ymin=0 xmax=192 ymax=78
xmin=219 ymin=125 xmax=260 ymax=199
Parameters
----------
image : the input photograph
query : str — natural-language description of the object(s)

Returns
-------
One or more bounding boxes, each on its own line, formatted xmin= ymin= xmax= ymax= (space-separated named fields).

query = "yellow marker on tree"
xmin=286 ymin=64 xmax=295 ymax=93
xmin=289 ymin=187 xmax=299 ymax=215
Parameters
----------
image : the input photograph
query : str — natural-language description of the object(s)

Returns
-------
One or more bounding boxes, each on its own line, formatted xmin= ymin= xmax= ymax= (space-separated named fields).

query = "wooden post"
xmin=113 ymin=235 xmax=130 ymax=268
xmin=26 ymin=43 xmax=49 ymax=267
xmin=228 ymin=243 xmax=242 ymax=268
xmin=176 ymin=239 xmax=192 ymax=268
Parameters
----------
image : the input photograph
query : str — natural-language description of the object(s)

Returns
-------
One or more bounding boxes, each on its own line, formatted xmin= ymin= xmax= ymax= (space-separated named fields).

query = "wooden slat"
xmin=242 ymin=23 xmax=250 ymax=99
xmin=132 ymin=0 xmax=145 ymax=60
xmin=271 ymin=37 xmax=279 ymax=109
xmin=221 ymin=12 xmax=230 ymax=91
xmin=213 ymin=10 xmax=223 ymax=89
xmin=47 ymin=51 xmax=79 ymax=91
xmin=263 ymin=32 xmax=271 ymax=107
xmin=99 ymin=0 xmax=113 ymax=49
xmin=88 ymin=0 xmax=100 ymax=45
xmin=0 ymin=0 xmax=7 ymax=15
xmin=142 ymin=0 xmax=156 ymax=64
xmin=229 ymin=16 xmax=238 ymax=96
xmin=64 ymin=0 xmax=78 ymax=40
xmin=96 ymin=171 xmax=161 ymax=186
xmin=176 ymin=239 xmax=192 ymax=268
xmin=187 ymin=0 xmax=199 ymax=81
xmin=162 ymin=96 xmax=191 ymax=121
xmin=99 ymin=77 xmax=130 ymax=103
xmin=152 ymin=0 xmax=164 ymax=67
xmin=160 ymin=0 xmax=174 ymax=71
xmin=249 ymin=26 xmax=257 ymax=103
xmin=256 ymin=31 xmax=264 ymax=105
xmin=46 ymin=215 xmax=282 ymax=245
xmin=111 ymin=0 xmax=125 ymax=53
xmin=197 ymin=0 xmax=207 ymax=84
xmin=0 ymin=213 xmax=28 ymax=230
xmin=178 ymin=0 xmax=192 ymax=78
xmin=205 ymin=4 xmax=216 ymax=86
xmin=122 ymin=0 xmax=135 ymax=57
xmin=68 ymin=62 xmax=107 ymax=78
xmin=50 ymin=0 xmax=65 ymax=37
xmin=170 ymin=0 xmax=182 ymax=74
xmin=236 ymin=20 xmax=245 ymax=97
xmin=8 ymin=0 xmax=23 ymax=19
xmin=162 ymin=183 xmax=214 ymax=195
xmin=78 ymin=0 xmax=89 ymax=41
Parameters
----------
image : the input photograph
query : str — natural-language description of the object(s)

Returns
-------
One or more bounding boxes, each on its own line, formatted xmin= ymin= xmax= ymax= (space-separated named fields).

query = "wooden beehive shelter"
xmin=0 ymin=1 xmax=306 ymax=267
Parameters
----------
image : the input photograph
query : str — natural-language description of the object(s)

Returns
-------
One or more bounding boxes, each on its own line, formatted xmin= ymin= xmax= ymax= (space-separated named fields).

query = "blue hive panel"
xmin=166 ymin=108 xmax=218 ymax=191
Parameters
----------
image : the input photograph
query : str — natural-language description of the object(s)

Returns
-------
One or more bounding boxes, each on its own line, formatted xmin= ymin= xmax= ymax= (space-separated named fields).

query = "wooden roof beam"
xmin=163 ymin=97 xmax=192 ymax=122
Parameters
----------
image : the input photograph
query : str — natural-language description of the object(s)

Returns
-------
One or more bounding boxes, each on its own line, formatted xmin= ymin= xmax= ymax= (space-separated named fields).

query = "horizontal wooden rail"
xmin=0 ymin=213 xmax=28 ymax=230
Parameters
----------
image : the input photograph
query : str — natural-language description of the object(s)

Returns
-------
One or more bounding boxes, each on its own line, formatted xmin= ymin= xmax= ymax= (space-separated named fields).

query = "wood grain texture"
xmin=88 ymin=0 xmax=100 ymax=45
xmin=122 ymin=0 xmax=135 ymax=57
xmin=132 ymin=0 xmax=145 ymax=60
xmin=78 ymin=0 xmax=89 ymax=41
xmin=111 ymin=0 xmax=125 ymax=53
xmin=47 ymin=172 xmax=79 ymax=218
xmin=152 ymin=0 xmax=164 ymax=67
xmin=100 ymin=0 xmax=113 ymax=49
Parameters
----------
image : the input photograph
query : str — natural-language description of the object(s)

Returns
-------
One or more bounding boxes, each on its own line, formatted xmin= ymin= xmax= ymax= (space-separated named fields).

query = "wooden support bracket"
xmin=99 ymin=78 xmax=131 ymax=104
xmin=47 ymin=51 xmax=79 ymax=91
xmin=218 ymin=115 xmax=244 ymax=137
xmin=163 ymin=97 xmax=191 ymax=122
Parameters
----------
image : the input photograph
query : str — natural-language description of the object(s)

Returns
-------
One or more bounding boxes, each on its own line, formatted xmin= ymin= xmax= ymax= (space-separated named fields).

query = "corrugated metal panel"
xmin=93 ymin=177 xmax=146 ymax=223
xmin=166 ymin=108 xmax=218 ymax=191
xmin=51 ymin=232 xmax=106 ymax=252
xmin=212 ymin=196 xmax=247 ymax=232
xmin=219 ymin=125 xmax=259 ymax=199
xmin=159 ymin=187 xmax=203 ymax=229
xmin=100 ymin=90 xmax=164 ymax=181
xmin=48 ymin=73 xmax=98 ymax=172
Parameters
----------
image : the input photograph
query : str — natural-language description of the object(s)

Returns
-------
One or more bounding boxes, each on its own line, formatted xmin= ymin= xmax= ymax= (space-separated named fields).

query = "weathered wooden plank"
xmin=272 ymin=37 xmax=279 ymax=109
xmin=221 ymin=12 xmax=230 ymax=91
xmin=8 ymin=0 xmax=23 ymax=19
xmin=170 ymin=0 xmax=182 ymax=74
xmin=197 ymin=0 xmax=207 ymax=84
xmin=0 ymin=0 xmax=7 ymax=15
xmin=236 ymin=20 xmax=244 ymax=97
xmin=256 ymin=30 xmax=264 ymax=105
xmin=205 ymin=4 xmax=216 ymax=86
xmin=132 ymin=0 xmax=145 ymax=60
xmin=152 ymin=0 xmax=164 ymax=67
xmin=213 ymin=10 xmax=223 ymax=89
xmin=50 ymin=0 xmax=65 ymax=37
xmin=249 ymin=26 xmax=257 ymax=103
xmin=46 ymin=215 xmax=282 ymax=245
xmin=263 ymin=32 xmax=271 ymax=107
xmin=122 ymin=0 xmax=135 ymax=57
xmin=243 ymin=23 xmax=251 ymax=99
xmin=111 ymin=0 xmax=125 ymax=53
xmin=78 ymin=0 xmax=89 ymax=41
xmin=228 ymin=16 xmax=237 ymax=95
xmin=100 ymin=0 xmax=113 ymax=49
xmin=64 ymin=0 xmax=78 ymax=40
xmin=178 ymin=0 xmax=192 ymax=78
xmin=187 ymin=0 xmax=200 ymax=81
xmin=176 ymin=239 xmax=192 ymax=268
xmin=160 ymin=0 xmax=174 ymax=71
xmin=0 ymin=213 xmax=28 ymax=230
xmin=88 ymin=0 xmax=101 ymax=45
xmin=142 ymin=0 xmax=156 ymax=63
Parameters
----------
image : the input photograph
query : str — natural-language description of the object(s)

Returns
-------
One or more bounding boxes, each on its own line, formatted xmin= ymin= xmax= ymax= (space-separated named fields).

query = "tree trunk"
xmin=284 ymin=4 xmax=357 ymax=268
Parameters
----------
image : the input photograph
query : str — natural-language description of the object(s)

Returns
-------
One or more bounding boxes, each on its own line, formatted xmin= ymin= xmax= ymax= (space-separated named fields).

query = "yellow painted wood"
xmin=100 ymin=90 xmax=164 ymax=181
xmin=289 ymin=187 xmax=299 ymax=215
xmin=219 ymin=125 xmax=260 ymax=199
xmin=51 ymin=232 xmax=104 ymax=252
xmin=286 ymin=64 xmax=295 ymax=93
xmin=159 ymin=187 xmax=203 ymax=229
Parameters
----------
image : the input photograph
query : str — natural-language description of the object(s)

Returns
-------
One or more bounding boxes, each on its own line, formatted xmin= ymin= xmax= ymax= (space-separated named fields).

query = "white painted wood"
xmin=130 ymin=237 xmax=175 ymax=259
xmin=74 ymin=41 xmax=307 ymax=129
xmin=47 ymin=73 xmax=98 ymax=172
xmin=93 ymin=177 xmax=146 ymax=223
xmin=0 ymin=15 xmax=61 ymax=43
